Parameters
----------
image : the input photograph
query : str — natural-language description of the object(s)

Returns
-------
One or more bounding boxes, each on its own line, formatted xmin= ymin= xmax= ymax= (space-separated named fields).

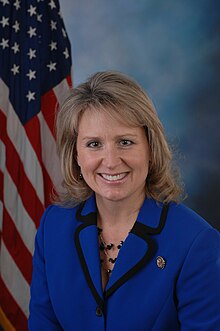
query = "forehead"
xmin=78 ymin=106 xmax=139 ymax=130
xmin=77 ymin=108 xmax=146 ymax=139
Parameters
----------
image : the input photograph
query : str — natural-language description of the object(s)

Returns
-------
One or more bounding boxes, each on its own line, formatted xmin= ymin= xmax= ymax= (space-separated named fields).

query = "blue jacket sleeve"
xmin=28 ymin=207 xmax=63 ymax=331
xmin=176 ymin=227 xmax=220 ymax=330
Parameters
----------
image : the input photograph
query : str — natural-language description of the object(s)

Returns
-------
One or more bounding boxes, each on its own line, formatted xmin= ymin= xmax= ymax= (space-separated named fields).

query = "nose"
xmin=102 ymin=145 xmax=122 ymax=169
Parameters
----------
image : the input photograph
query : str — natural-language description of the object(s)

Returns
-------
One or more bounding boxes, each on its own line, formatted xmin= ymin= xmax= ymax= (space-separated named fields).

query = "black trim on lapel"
xmin=137 ymin=203 xmax=169 ymax=234
xmin=104 ymin=203 xmax=169 ymax=298
xmin=75 ymin=200 xmax=96 ymax=223
xmin=104 ymin=225 xmax=155 ymax=298
xmin=74 ymin=203 xmax=104 ymax=311
xmin=75 ymin=198 xmax=169 ymax=307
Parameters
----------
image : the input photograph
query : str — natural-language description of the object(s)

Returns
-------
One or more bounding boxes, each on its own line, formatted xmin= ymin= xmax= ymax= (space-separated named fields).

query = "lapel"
xmin=74 ymin=196 xmax=104 ymax=309
xmin=74 ymin=195 xmax=169 ymax=307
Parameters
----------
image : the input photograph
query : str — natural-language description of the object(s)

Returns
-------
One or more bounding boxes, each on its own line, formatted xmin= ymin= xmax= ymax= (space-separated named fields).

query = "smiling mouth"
xmin=99 ymin=173 xmax=128 ymax=182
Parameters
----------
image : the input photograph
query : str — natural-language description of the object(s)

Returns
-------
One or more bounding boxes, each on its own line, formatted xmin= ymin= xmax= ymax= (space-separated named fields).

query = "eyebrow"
xmin=81 ymin=134 xmax=138 ymax=141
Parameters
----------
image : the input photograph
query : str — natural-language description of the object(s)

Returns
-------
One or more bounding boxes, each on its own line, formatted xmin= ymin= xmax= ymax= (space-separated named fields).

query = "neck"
xmin=95 ymin=192 xmax=145 ymax=229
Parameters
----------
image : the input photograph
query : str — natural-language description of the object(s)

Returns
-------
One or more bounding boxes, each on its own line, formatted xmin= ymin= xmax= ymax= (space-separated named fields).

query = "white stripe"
xmin=53 ymin=77 xmax=70 ymax=106
xmin=38 ymin=112 xmax=63 ymax=192
xmin=4 ymin=167 xmax=36 ymax=254
xmin=0 ymin=78 xmax=44 ymax=205
xmin=0 ymin=241 xmax=30 ymax=318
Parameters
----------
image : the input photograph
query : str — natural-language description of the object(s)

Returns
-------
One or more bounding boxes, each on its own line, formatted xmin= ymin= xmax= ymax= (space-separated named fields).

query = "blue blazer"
xmin=29 ymin=195 xmax=220 ymax=330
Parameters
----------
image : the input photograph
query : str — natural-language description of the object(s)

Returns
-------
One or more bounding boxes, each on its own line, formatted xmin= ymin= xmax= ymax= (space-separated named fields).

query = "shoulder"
xmin=167 ymin=201 xmax=216 ymax=233
xmin=38 ymin=203 xmax=81 ymax=234
xmin=170 ymin=206 xmax=220 ymax=328
xmin=162 ymin=201 xmax=220 ymax=253
xmin=42 ymin=204 xmax=79 ymax=219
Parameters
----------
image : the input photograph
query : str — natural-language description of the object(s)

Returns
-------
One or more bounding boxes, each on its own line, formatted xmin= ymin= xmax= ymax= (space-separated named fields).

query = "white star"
xmin=12 ymin=20 xmax=20 ymax=33
xmin=50 ymin=20 xmax=57 ymax=31
xmin=62 ymin=28 xmax=67 ymax=38
xmin=0 ymin=16 xmax=9 ymax=28
xmin=11 ymin=42 xmax=20 ymax=54
xmin=63 ymin=48 xmax=69 ymax=59
xmin=37 ymin=14 xmax=42 ymax=22
xmin=14 ymin=0 xmax=20 ymax=10
xmin=27 ymin=26 xmax=37 ymax=38
xmin=48 ymin=0 xmax=56 ymax=10
xmin=26 ymin=91 xmax=35 ymax=102
xmin=58 ymin=10 xmax=62 ymax=18
xmin=26 ymin=69 xmax=36 ymax=80
xmin=47 ymin=61 xmax=56 ymax=71
xmin=0 ymin=0 xmax=10 ymax=6
xmin=0 ymin=38 xmax=9 ymax=49
xmin=49 ymin=41 xmax=57 ymax=51
xmin=27 ymin=48 xmax=37 ymax=59
xmin=11 ymin=64 xmax=20 ymax=76
xmin=27 ymin=5 xmax=37 ymax=17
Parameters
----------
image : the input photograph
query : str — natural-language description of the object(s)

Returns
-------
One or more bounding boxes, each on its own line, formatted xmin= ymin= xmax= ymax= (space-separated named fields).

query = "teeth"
xmin=101 ymin=173 xmax=126 ymax=181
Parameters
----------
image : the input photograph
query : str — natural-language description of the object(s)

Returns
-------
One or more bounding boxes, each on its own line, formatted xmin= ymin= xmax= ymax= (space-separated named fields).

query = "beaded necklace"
xmin=98 ymin=227 xmax=124 ymax=276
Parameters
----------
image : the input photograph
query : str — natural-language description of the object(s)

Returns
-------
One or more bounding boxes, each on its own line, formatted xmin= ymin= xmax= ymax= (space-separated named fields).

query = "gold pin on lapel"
xmin=156 ymin=256 xmax=166 ymax=269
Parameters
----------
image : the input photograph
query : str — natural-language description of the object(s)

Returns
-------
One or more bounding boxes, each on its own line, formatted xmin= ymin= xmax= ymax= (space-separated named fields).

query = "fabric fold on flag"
xmin=0 ymin=0 xmax=72 ymax=330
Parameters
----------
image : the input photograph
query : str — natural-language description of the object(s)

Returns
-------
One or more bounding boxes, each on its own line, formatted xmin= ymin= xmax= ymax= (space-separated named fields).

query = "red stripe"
xmin=0 ymin=111 xmax=44 ymax=228
xmin=41 ymin=77 xmax=72 ymax=137
xmin=41 ymin=90 xmax=57 ymax=137
xmin=66 ymin=74 xmax=73 ymax=88
xmin=24 ymin=115 xmax=42 ymax=162
xmin=0 ymin=277 xmax=28 ymax=331
xmin=41 ymin=163 xmax=56 ymax=207
xmin=2 ymin=207 xmax=33 ymax=284
xmin=24 ymin=108 xmax=57 ymax=207
xmin=24 ymin=112 xmax=57 ymax=207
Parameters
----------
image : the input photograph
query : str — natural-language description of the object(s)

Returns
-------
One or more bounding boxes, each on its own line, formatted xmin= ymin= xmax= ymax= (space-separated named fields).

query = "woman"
xmin=29 ymin=71 xmax=220 ymax=330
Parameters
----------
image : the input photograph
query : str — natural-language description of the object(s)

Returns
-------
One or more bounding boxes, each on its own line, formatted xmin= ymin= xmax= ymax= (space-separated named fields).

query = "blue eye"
xmin=87 ymin=141 xmax=101 ymax=148
xmin=119 ymin=139 xmax=133 ymax=146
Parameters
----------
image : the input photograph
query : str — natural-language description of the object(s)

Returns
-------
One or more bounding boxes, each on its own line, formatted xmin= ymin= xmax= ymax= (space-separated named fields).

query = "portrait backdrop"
xmin=61 ymin=0 xmax=220 ymax=230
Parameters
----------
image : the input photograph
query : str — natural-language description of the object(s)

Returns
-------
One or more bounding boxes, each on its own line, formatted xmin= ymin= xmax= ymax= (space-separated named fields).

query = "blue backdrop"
xmin=61 ymin=0 xmax=220 ymax=230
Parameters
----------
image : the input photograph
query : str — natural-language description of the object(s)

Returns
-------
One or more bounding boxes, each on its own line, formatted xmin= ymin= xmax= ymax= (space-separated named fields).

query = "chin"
xmin=99 ymin=192 xmax=127 ymax=202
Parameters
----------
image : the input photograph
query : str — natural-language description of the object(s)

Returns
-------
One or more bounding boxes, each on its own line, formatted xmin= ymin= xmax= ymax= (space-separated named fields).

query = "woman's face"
xmin=76 ymin=109 xmax=151 ymax=205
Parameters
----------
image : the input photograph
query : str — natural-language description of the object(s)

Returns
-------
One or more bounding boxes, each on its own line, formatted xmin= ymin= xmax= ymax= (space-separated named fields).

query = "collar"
xmin=74 ymin=194 xmax=169 ymax=312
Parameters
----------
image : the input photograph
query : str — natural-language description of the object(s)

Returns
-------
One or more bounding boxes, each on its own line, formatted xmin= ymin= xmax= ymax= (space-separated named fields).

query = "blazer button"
xmin=96 ymin=307 xmax=103 ymax=317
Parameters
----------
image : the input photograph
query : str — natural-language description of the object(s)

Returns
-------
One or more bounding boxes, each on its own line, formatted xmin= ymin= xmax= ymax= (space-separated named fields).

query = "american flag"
xmin=0 ymin=0 xmax=72 ymax=329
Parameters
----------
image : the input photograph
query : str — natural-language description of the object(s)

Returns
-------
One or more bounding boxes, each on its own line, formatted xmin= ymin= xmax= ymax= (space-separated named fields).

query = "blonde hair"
xmin=56 ymin=71 xmax=183 ymax=206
